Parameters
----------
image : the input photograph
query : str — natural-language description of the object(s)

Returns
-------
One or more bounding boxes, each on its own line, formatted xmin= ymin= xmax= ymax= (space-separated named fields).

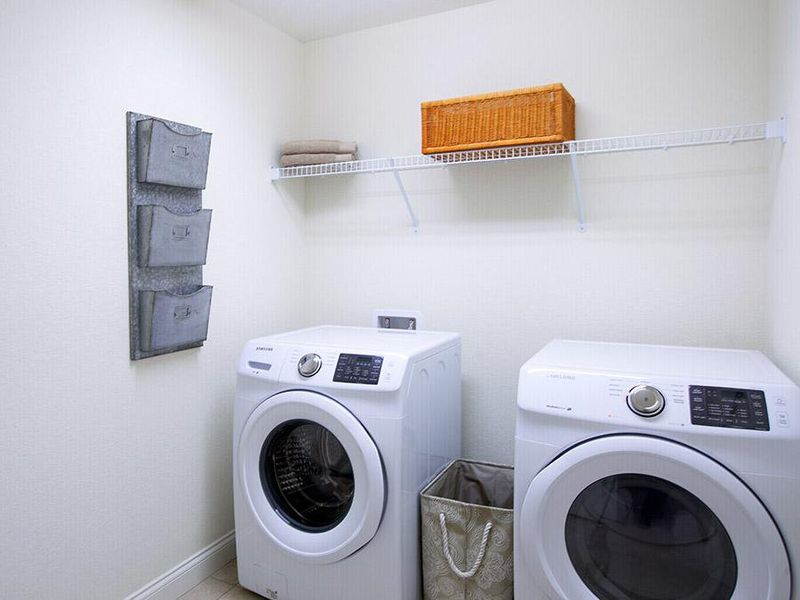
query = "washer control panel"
xmin=333 ymin=354 xmax=383 ymax=385
xmin=690 ymin=385 xmax=769 ymax=431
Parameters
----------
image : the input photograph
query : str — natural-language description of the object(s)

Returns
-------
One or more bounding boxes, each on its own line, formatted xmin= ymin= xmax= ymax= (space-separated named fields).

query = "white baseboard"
xmin=125 ymin=530 xmax=236 ymax=600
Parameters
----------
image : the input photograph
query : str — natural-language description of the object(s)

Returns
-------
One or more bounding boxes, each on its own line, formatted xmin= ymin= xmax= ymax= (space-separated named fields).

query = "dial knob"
xmin=627 ymin=385 xmax=665 ymax=417
xmin=298 ymin=353 xmax=322 ymax=377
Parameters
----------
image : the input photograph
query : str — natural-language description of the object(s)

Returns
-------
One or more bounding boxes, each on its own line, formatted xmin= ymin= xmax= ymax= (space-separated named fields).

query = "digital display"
xmin=333 ymin=354 xmax=383 ymax=385
xmin=690 ymin=385 xmax=769 ymax=431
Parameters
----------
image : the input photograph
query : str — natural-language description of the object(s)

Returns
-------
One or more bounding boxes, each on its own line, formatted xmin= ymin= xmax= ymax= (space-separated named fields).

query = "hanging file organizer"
xmin=126 ymin=112 xmax=214 ymax=360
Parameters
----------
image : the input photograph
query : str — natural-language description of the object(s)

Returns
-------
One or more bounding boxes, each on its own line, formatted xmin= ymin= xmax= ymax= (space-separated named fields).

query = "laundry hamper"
xmin=420 ymin=459 xmax=514 ymax=600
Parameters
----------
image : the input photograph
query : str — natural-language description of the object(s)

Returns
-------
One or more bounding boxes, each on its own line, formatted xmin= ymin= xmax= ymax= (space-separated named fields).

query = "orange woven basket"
xmin=421 ymin=83 xmax=575 ymax=154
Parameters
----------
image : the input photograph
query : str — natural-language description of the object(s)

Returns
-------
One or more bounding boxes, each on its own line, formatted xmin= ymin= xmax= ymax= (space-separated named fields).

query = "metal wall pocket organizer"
xmin=127 ymin=112 xmax=213 ymax=360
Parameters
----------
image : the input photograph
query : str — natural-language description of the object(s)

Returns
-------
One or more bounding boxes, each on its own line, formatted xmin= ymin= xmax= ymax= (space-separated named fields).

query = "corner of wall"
xmin=766 ymin=0 xmax=800 ymax=383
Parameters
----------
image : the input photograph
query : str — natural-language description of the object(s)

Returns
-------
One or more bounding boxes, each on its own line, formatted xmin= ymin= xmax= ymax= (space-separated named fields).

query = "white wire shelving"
xmin=270 ymin=117 xmax=787 ymax=232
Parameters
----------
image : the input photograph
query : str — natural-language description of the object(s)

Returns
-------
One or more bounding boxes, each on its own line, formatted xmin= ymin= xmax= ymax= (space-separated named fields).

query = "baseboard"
xmin=125 ymin=530 xmax=236 ymax=600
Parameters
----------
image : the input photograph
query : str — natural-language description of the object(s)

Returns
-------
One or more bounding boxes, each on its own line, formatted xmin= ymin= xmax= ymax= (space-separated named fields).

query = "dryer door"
xmin=519 ymin=435 xmax=790 ymax=600
xmin=238 ymin=390 xmax=385 ymax=564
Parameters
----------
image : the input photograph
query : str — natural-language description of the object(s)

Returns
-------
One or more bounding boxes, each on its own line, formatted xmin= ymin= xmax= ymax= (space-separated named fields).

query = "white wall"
xmin=302 ymin=0 xmax=772 ymax=463
xmin=768 ymin=0 xmax=800 ymax=383
xmin=0 ymin=1 xmax=786 ymax=597
xmin=0 ymin=1 xmax=304 ymax=597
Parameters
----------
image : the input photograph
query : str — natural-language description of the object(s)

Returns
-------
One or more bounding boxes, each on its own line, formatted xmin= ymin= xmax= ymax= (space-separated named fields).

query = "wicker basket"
xmin=421 ymin=83 xmax=575 ymax=154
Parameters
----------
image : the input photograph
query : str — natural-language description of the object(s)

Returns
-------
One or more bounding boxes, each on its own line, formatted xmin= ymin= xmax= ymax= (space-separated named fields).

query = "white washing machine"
xmin=514 ymin=340 xmax=800 ymax=600
xmin=233 ymin=326 xmax=461 ymax=600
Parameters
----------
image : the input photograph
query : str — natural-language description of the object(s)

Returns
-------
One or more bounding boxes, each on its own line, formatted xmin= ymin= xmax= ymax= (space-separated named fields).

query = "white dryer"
xmin=514 ymin=340 xmax=800 ymax=600
xmin=233 ymin=326 xmax=461 ymax=600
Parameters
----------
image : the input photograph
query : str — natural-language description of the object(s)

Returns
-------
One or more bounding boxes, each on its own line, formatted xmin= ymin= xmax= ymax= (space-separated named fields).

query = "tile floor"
xmin=177 ymin=559 xmax=262 ymax=600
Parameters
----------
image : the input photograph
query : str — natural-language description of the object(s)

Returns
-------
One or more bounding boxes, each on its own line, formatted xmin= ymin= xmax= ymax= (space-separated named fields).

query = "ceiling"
xmin=231 ymin=0 xmax=494 ymax=42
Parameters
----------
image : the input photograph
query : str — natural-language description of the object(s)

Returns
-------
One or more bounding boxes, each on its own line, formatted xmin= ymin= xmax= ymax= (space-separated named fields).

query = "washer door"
xmin=239 ymin=390 xmax=385 ymax=564
xmin=519 ymin=435 xmax=791 ymax=600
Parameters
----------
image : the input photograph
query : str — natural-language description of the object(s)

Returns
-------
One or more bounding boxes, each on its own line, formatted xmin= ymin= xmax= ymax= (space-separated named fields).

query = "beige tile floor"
xmin=177 ymin=559 xmax=262 ymax=600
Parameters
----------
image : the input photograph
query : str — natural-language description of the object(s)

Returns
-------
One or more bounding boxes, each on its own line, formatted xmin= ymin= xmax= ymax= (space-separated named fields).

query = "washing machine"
xmin=233 ymin=325 xmax=461 ymax=600
xmin=514 ymin=339 xmax=800 ymax=600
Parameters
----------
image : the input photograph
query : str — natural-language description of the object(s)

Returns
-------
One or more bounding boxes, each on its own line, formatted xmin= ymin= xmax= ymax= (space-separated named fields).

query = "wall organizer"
xmin=126 ymin=112 xmax=213 ymax=360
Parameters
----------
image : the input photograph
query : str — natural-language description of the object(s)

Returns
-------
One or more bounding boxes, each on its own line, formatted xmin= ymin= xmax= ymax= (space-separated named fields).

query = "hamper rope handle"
xmin=438 ymin=513 xmax=493 ymax=579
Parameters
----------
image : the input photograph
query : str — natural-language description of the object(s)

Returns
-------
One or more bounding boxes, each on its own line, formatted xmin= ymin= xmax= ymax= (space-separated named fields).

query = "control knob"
xmin=298 ymin=353 xmax=322 ymax=377
xmin=627 ymin=385 xmax=665 ymax=417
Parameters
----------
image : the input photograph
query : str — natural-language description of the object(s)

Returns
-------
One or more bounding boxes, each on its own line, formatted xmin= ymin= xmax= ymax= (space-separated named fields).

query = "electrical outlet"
xmin=373 ymin=309 xmax=422 ymax=330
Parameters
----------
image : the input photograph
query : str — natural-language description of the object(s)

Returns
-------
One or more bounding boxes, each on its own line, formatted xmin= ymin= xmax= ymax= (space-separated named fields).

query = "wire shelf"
xmin=270 ymin=118 xmax=786 ymax=233
xmin=271 ymin=120 xmax=784 ymax=181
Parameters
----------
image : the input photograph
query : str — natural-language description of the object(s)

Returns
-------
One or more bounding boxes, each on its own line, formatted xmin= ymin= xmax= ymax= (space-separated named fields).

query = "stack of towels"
xmin=280 ymin=140 xmax=358 ymax=167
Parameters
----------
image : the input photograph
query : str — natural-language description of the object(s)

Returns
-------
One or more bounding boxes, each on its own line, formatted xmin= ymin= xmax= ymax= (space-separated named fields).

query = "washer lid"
xmin=238 ymin=390 xmax=385 ymax=564
xmin=519 ymin=435 xmax=791 ymax=600
xmin=257 ymin=325 xmax=459 ymax=358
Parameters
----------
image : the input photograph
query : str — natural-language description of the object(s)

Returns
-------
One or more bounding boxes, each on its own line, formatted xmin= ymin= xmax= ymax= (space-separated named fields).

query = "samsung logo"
xmin=547 ymin=373 xmax=575 ymax=380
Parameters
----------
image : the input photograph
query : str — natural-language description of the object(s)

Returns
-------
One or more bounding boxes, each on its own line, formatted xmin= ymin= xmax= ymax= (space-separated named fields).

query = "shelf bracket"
xmin=766 ymin=116 xmax=788 ymax=144
xmin=568 ymin=144 xmax=587 ymax=233
xmin=390 ymin=160 xmax=420 ymax=233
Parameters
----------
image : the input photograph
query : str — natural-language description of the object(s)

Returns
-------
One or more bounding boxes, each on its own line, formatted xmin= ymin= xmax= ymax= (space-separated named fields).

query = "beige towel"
xmin=280 ymin=153 xmax=356 ymax=167
xmin=281 ymin=140 xmax=358 ymax=155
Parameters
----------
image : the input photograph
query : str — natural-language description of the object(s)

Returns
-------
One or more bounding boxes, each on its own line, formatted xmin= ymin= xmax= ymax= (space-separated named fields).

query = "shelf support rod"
xmin=390 ymin=160 xmax=420 ymax=233
xmin=766 ymin=116 xmax=788 ymax=144
xmin=568 ymin=144 xmax=587 ymax=233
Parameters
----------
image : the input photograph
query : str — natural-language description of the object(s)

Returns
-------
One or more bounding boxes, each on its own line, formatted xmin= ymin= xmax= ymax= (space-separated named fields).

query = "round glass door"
xmin=565 ymin=474 xmax=737 ymax=600
xmin=261 ymin=419 xmax=355 ymax=532
xmin=238 ymin=390 xmax=385 ymax=564
xmin=518 ymin=435 xmax=791 ymax=600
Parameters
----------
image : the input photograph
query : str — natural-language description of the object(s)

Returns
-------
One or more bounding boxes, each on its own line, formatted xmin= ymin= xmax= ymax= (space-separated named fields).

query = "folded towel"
xmin=281 ymin=140 xmax=358 ymax=155
xmin=280 ymin=153 xmax=356 ymax=167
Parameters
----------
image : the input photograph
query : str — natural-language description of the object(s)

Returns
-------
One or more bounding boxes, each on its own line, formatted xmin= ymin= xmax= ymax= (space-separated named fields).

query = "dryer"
xmin=233 ymin=326 xmax=461 ymax=600
xmin=515 ymin=340 xmax=800 ymax=600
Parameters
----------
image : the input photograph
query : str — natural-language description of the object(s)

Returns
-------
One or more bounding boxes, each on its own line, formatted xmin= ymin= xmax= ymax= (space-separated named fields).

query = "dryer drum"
xmin=564 ymin=473 xmax=737 ymax=600
xmin=260 ymin=419 xmax=355 ymax=532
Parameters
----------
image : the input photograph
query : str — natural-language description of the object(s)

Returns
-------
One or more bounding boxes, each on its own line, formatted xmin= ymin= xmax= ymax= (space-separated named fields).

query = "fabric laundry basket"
xmin=420 ymin=459 xmax=514 ymax=600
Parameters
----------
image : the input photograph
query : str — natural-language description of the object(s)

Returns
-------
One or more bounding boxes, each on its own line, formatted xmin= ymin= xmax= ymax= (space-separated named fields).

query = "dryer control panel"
xmin=689 ymin=385 xmax=770 ymax=431
xmin=333 ymin=354 xmax=383 ymax=385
